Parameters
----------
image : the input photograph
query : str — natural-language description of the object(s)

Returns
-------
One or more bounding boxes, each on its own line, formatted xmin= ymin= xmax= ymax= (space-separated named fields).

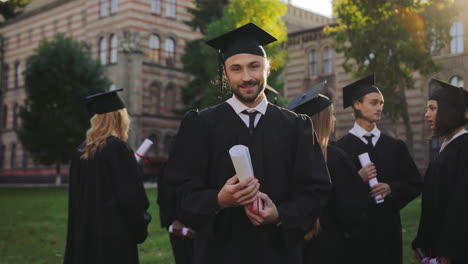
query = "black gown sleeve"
xmin=64 ymin=150 xmax=80 ymax=263
xmin=386 ymin=140 xmax=423 ymax=211
xmin=276 ymin=115 xmax=332 ymax=246
xmin=108 ymin=139 xmax=150 ymax=244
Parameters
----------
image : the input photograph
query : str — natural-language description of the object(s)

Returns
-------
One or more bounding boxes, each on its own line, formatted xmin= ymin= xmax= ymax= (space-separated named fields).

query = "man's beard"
xmin=232 ymin=80 xmax=264 ymax=104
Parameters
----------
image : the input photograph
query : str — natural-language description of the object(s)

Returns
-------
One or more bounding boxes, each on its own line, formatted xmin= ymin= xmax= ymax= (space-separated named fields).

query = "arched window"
xmin=164 ymin=38 xmax=175 ymax=66
xmin=151 ymin=0 xmax=161 ymax=14
xmin=308 ymin=50 xmax=317 ymax=76
xmin=13 ymin=103 xmax=19 ymax=129
xmin=110 ymin=0 xmax=118 ymax=14
xmin=165 ymin=83 xmax=176 ymax=114
xmin=449 ymin=75 xmax=464 ymax=87
xmin=149 ymin=34 xmax=160 ymax=62
xmin=15 ymin=61 xmax=21 ymax=88
xmin=2 ymin=105 xmax=7 ymax=128
xmin=99 ymin=37 xmax=107 ymax=65
xmin=166 ymin=0 xmax=176 ymax=18
xmin=1 ymin=64 xmax=9 ymax=90
xmin=10 ymin=143 xmax=16 ymax=169
xmin=323 ymin=47 xmax=333 ymax=74
xmin=100 ymin=0 xmax=108 ymax=17
xmin=450 ymin=21 xmax=464 ymax=54
xmin=109 ymin=34 xmax=118 ymax=63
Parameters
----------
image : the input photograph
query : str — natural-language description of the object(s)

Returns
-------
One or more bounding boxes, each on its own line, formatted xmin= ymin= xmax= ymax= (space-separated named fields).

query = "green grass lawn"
xmin=0 ymin=187 xmax=421 ymax=264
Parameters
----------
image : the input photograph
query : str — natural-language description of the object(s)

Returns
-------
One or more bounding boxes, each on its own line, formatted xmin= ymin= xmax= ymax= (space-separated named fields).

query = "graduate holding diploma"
xmin=164 ymin=22 xmax=331 ymax=264
xmin=412 ymin=79 xmax=468 ymax=264
xmin=335 ymin=75 xmax=422 ymax=264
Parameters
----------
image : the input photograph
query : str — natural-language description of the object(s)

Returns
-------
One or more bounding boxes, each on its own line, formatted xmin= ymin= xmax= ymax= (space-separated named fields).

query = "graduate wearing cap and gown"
xmin=335 ymin=75 xmax=422 ymax=264
xmin=164 ymin=23 xmax=331 ymax=264
xmin=64 ymin=89 xmax=151 ymax=264
xmin=412 ymin=79 xmax=468 ymax=264
xmin=289 ymin=82 xmax=370 ymax=264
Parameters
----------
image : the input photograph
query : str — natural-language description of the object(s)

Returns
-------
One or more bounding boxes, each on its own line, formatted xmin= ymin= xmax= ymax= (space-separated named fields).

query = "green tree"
xmin=327 ymin=0 xmax=456 ymax=152
xmin=181 ymin=0 xmax=288 ymax=111
xmin=0 ymin=0 xmax=31 ymax=21
xmin=17 ymin=34 xmax=110 ymax=184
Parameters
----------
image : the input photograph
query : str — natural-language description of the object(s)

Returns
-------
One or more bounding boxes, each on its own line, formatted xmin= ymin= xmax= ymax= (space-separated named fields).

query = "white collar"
xmin=440 ymin=128 xmax=468 ymax=152
xmin=349 ymin=121 xmax=381 ymax=138
xmin=226 ymin=94 xmax=268 ymax=115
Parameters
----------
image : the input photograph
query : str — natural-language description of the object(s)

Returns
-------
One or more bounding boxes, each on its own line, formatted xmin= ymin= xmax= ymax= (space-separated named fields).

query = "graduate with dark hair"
xmin=64 ymin=89 xmax=151 ymax=264
xmin=335 ymin=75 xmax=422 ymax=264
xmin=164 ymin=22 xmax=331 ymax=264
xmin=412 ymin=79 xmax=468 ymax=264
xmin=289 ymin=82 xmax=369 ymax=264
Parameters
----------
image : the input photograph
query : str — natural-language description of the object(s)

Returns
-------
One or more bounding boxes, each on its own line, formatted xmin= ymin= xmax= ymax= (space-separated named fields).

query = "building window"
xmin=81 ymin=10 xmax=87 ymax=27
xmin=2 ymin=105 xmax=7 ymax=129
xmin=16 ymin=33 xmax=21 ymax=47
xmin=166 ymin=0 xmax=176 ymax=18
xmin=449 ymin=75 xmax=464 ymax=87
xmin=29 ymin=29 xmax=34 ymax=42
xmin=13 ymin=103 xmax=19 ymax=129
xmin=111 ymin=0 xmax=118 ymax=14
xmin=1 ymin=64 xmax=9 ymax=90
xmin=100 ymin=0 xmax=108 ymax=17
xmin=165 ymin=83 xmax=176 ymax=114
xmin=323 ymin=47 xmax=333 ymax=74
xmin=164 ymin=38 xmax=175 ymax=66
xmin=145 ymin=81 xmax=161 ymax=114
xmin=109 ymin=34 xmax=118 ymax=64
xmin=53 ymin=20 xmax=59 ymax=33
xmin=149 ymin=34 xmax=160 ymax=62
xmin=0 ymin=145 xmax=5 ymax=168
xmin=450 ymin=21 xmax=464 ymax=54
xmin=151 ymin=0 xmax=161 ymax=14
xmin=308 ymin=50 xmax=317 ymax=76
xmin=67 ymin=16 xmax=73 ymax=32
xmin=99 ymin=37 xmax=107 ymax=65
xmin=14 ymin=61 xmax=21 ymax=88
xmin=22 ymin=150 xmax=29 ymax=169
xmin=11 ymin=143 xmax=16 ymax=169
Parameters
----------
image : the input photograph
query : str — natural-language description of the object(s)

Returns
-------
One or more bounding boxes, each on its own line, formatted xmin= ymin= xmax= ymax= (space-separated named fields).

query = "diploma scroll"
xmin=135 ymin=138 xmax=154 ymax=163
xmin=421 ymin=258 xmax=439 ymax=264
xmin=358 ymin=152 xmax=384 ymax=203
xmin=229 ymin=145 xmax=263 ymax=213
xmin=168 ymin=225 xmax=190 ymax=236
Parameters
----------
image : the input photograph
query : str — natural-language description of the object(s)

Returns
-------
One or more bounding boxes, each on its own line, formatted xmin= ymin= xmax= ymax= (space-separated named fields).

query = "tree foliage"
xmin=17 ymin=34 xmax=110 ymax=171
xmin=181 ymin=0 xmax=288 ymax=111
xmin=0 ymin=0 xmax=31 ymax=21
xmin=326 ymin=0 xmax=456 ymax=148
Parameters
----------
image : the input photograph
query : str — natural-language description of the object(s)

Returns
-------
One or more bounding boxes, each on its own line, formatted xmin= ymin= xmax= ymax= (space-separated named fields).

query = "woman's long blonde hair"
xmin=309 ymin=104 xmax=334 ymax=161
xmin=81 ymin=108 xmax=130 ymax=159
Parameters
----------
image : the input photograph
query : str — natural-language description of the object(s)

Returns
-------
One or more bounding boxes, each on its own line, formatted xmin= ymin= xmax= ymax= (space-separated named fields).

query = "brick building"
xmin=0 ymin=0 xmax=201 ymax=183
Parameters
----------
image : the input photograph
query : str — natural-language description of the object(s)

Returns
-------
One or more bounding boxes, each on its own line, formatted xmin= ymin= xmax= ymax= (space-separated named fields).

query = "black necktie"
xmin=241 ymin=110 xmax=258 ymax=136
xmin=363 ymin=134 xmax=374 ymax=149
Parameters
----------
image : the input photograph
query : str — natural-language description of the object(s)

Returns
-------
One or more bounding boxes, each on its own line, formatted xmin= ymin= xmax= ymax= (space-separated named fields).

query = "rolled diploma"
xmin=358 ymin=152 xmax=384 ymax=203
xmin=421 ymin=258 xmax=438 ymax=264
xmin=135 ymin=138 xmax=153 ymax=163
xmin=168 ymin=225 xmax=190 ymax=236
xmin=229 ymin=145 xmax=263 ymax=211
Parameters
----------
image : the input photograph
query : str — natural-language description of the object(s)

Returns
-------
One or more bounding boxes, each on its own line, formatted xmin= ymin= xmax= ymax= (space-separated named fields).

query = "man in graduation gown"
xmin=164 ymin=22 xmax=331 ymax=264
xmin=335 ymin=75 xmax=423 ymax=264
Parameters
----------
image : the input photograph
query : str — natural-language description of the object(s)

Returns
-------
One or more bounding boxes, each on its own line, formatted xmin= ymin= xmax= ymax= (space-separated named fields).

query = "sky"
xmin=290 ymin=0 xmax=333 ymax=17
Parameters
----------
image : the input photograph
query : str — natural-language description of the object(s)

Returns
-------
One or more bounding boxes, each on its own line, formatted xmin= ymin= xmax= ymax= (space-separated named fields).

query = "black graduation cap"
xmin=429 ymin=78 xmax=468 ymax=111
xmin=288 ymin=81 xmax=331 ymax=116
xmin=342 ymin=74 xmax=381 ymax=109
xmin=206 ymin=22 xmax=277 ymax=61
xmin=86 ymin=88 xmax=125 ymax=116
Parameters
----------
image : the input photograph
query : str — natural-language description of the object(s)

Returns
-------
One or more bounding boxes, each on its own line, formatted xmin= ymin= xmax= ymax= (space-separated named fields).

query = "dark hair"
xmin=352 ymin=97 xmax=364 ymax=119
xmin=434 ymin=100 xmax=468 ymax=137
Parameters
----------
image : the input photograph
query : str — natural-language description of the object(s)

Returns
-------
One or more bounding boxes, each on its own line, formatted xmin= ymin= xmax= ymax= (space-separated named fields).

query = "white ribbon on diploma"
xmin=358 ymin=152 xmax=384 ymax=203
xmin=135 ymin=138 xmax=153 ymax=163
xmin=229 ymin=145 xmax=263 ymax=212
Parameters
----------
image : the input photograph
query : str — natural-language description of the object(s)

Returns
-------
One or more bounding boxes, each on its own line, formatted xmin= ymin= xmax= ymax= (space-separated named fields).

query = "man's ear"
xmin=353 ymin=100 xmax=361 ymax=111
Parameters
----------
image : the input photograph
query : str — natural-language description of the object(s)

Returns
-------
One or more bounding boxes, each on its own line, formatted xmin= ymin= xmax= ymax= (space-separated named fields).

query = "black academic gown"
xmin=336 ymin=133 xmax=422 ymax=264
xmin=168 ymin=102 xmax=331 ymax=264
xmin=413 ymin=133 xmax=468 ymax=263
xmin=64 ymin=136 xmax=150 ymax=264
xmin=303 ymin=145 xmax=369 ymax=264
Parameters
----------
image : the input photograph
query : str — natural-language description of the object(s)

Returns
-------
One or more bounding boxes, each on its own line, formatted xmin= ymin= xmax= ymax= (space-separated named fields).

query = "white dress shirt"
xmin=349 ymin=122 xmax=381 ymax=146
xmin=226 ymin=94 xmax=268 ymax=128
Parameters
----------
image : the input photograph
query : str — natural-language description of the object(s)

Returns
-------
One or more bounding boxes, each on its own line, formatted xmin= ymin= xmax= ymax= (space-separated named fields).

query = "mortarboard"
xmin=206 ymin=22 xmax=277 ymax=61
xmin=86 ymin=88 xmax=125 ymax=116
xmin=429 ymin=78 xmax=468 ymax=112
xmin=288 ymin=81 xmax=331 ymax=116
xmin=342 ymin=74 xmax=381 ymax=109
